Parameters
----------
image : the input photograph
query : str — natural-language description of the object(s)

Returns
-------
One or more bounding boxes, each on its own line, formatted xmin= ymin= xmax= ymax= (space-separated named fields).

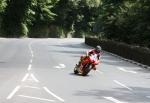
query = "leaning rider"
xmin=77 ymin=45 xmax=102 ymax=70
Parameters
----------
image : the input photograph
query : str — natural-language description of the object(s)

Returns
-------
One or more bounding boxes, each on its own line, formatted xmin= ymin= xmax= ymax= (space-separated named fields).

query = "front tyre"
xmin=81 ymin=64 xmax=92 ymax=76
xmin=74 ymin=65 xmax=79 ymax=74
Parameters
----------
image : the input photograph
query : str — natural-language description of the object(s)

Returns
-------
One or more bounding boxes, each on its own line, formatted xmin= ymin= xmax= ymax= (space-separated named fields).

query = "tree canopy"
xmin=0 ymin=0 xmax=150 ymax=48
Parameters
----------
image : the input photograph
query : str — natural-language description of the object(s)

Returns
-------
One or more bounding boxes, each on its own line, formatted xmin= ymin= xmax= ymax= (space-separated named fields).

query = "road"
xmin=0 ymin=38 xmax=150 ymax=103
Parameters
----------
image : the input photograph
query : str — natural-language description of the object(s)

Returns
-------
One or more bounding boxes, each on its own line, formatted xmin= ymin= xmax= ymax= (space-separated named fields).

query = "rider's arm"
xmin=97 ymin=55 xmax=100 ymax=60
xmin=86 ymin=50 xmax=92 ymax=56
xmin=97 ymin=53 xmax=101 ymax=60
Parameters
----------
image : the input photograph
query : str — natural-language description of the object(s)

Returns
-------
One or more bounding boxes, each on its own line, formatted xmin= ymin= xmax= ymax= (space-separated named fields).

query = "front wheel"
xmin=81 ymin=64 xmax=92 ymax=76
xmin=74 ymin=65 xmax=79 ymax=74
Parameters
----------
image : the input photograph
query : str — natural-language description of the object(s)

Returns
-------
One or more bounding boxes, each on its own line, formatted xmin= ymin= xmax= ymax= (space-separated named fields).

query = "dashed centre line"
xmin=30 ymin=59 xmax=33 ymax=64
xmin=27 ymin=64 xmax=32 ymax=71
xmin=29 ymin=42 xmax=34 ymax=58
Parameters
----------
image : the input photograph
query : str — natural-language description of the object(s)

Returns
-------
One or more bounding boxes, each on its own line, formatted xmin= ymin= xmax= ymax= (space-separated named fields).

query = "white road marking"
xmin=147 ymin=96 xmax=150 ymax=98
xmin=104 ymin=97 xmax=127 ymax=103
xmin=30 ymin=59 xmax=33 ymax=63
xmin=22 ymin=73 xmax=29 ymax=82
xmin=96 ymin=70 xmax=103 ymax=74
xmin=29 ymin=42 xmax=34 ymax=57
xmin=23 ymin=86 xmax=40 ymax=89
xmin=54 ymin=66 xmax=61 ymax=69
xmin=59 ymin=64 xmax=66 ymax=68
xmin=18 ymin=95 xmax=55 ymax=102
xmin=31 ymin=52 xmax=34 ymax=57
xmin=43 ymin=87 xmax=65 ymax=102
xmin=7 ymin=86 xmax=21 ymax=99
xmin=31 ymin=74 xmax=39 ymax=82
xmin=113 ymin=80 xmax=133 ymax=91
xmin=54 ymin=64 xmax=66 ymax=69
xmin=117 ymin=67 xmax=137 ymax=74
xmin=127 ymin=71 xmax=137 ymax=74
xmin=27 ymin=64 xmax=32 ymax=71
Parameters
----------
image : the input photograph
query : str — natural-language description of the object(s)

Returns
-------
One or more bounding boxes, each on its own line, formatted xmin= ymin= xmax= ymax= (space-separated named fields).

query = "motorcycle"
xmin=74 ymin=54 xmax=100 ymax=76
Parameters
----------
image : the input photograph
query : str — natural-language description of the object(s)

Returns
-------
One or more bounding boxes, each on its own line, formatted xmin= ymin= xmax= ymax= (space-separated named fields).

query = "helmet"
xmin=95 ymin=45 xmax=102 ymax=53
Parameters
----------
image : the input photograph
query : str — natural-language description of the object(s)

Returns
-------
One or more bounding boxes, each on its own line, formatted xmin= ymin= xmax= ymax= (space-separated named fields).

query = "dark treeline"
xmin=0 ymin=0 xmax=150 ymax=48
xmin=95 ymin=0 xmax=150 ymax=48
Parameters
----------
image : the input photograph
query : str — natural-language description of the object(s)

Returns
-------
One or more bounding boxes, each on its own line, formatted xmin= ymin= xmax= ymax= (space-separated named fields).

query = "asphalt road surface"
xmin=0 ymin=38 xmax=150 ymax=103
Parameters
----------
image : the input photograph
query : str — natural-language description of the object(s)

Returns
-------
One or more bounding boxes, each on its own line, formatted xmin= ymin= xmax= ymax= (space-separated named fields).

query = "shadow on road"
xmin=74 ymin=87 xmax=150 ymax=103
xmin=69 ymin=72 xmax=91 ymax=77
xmin=48 ymin=42 xmax=150 ymax=70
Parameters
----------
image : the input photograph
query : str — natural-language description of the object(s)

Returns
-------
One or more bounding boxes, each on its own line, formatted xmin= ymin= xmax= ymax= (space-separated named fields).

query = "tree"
xmin=0 ymin=0 xmax=7 ymax=13
xmin=28 ymin=0 xmax=59 ymax=37
xmin=1 ymin=0 xmax=33 ymax=37
xmin=0 ymin=0 xmax=7 ymax=35
xmin=53 ymin=0 xmax=100 ymax=37
xmin=95 ymin=0 xmax=150 ymax=48
xmin=1 ymin=0 xmax=58 ymax=37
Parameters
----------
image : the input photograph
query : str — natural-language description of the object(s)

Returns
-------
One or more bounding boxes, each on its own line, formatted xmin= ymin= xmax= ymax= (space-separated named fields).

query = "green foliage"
xmin=0 ymin=0 xmax=7 ymax=13
xmin=28 ymin=0 xmax=59 ymax=37
xmin=0 ymin=0 xmax=7 ymax=35
xmin=0 ymin=0 xmax=150 ymax=47
xmin=1 ymin=0 xmax=58 ymax=37
xmin=53 ymin=0 xmax=100 ymax=37
xmin=95 ymin=0 xmax=150 ymax=48
xmin=30 ymin=0 xmax=58 ymax=24
xmin=1 ymin=0 xmax=31 ymax=37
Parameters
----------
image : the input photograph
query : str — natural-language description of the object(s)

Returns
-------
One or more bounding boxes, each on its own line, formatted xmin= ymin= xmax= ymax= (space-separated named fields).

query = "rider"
xmin=77 ymin=45 xmax=102 ymax=70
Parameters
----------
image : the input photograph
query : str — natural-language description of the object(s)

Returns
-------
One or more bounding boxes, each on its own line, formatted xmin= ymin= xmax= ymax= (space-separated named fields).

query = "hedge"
xmin=85 ymin=37 xmax=150 ymax=66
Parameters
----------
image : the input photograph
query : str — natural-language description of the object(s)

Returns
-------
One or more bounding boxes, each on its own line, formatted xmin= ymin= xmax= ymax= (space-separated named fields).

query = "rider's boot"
xmin=92 ymin=65 xmax=96 ymax=70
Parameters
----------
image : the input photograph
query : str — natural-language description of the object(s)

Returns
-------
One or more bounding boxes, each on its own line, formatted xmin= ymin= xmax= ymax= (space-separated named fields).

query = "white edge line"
xmin=113 ymin=80 xmax=133 ymax=91
xmin=43 ymin=87 xmax=65 ymax=102
xmin=147 ymin=96 xmax=150 ymax=98
xmin=7 ymin=86 xmax=21 ymax=99
xmin=22 ymin=73 xmax=29 ymax=82
xmin=31 ymin=74 xmax=39 ymax=82
xmin=18 ymin=95 xmax=55 ymax=102
xmin=117 ymin=67 xmax=137 ymax=74
xmin=128 ymin=71 xmax=137 ymax=74
xmin=103 ymin=96 xmax=126 ymax=103
xmin=117 ymin=67 xmax=127 ymax=72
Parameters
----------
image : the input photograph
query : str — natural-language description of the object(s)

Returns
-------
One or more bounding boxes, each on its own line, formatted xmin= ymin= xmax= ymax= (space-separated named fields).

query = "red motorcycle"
xmin=74 ymin=54 xmax=100 ymax=76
